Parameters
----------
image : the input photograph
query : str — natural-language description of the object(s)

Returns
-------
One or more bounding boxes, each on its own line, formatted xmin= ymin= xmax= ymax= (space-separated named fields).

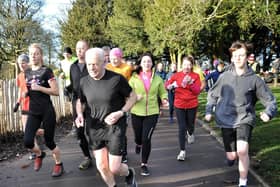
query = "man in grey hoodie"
xmin=205 ymin=41 xmax=277 ymax=187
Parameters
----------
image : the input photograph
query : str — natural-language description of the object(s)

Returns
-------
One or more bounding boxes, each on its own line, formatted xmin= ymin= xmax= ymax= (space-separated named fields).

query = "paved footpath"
xmin=0 ymin=112 xmax=266 ymax=187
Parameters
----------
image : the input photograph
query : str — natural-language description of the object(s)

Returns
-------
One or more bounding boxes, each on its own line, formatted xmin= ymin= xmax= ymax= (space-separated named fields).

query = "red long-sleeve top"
xmin=165 ymin=71 xmax=201 ymax=109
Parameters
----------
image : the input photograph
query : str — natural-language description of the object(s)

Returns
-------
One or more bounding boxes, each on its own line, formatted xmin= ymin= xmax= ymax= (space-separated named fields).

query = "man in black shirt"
xmin=69 ymin=40 xmax=92 ymax=170
xmin=75 ymin=48 xmax=138 ymax=187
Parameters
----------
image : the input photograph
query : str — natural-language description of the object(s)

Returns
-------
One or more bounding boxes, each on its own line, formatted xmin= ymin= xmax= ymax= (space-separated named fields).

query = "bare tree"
xmin=0 ymin=0 xmax=44 ymax=78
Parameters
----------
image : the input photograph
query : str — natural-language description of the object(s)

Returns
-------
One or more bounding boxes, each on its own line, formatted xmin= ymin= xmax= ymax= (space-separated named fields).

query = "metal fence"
xmin=0 ymin=78 xmax=72 ymax=136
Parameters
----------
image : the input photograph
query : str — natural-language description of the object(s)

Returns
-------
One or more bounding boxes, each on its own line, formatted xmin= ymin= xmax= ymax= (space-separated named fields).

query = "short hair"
xmin=76 ymin=40 xmax=89 ymax=48
xmin=229 ymin=40 xmax=253 ymax=56
xmin=17 ymin=54 xmax=29 ymax=63
xmin=63 ymin=47 xmax=73 ymax=55
xmin=102 ymin=46 xmax=111 ymax=52
xmin=85 ymin=48 xmax=105 ymax=64
xmin=29 ymin=43 xmax=43 ymax=55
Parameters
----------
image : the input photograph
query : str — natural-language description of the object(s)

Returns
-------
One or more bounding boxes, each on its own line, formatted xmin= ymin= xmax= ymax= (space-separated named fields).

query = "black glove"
xmin=13 ymin=102 xmax=20 ymax=112
xmin=64 ymin=86 xmax=73 ymax=101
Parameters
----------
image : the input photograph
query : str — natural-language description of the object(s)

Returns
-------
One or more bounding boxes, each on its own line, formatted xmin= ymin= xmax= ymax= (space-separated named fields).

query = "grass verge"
xmin=197 ymin=87 xmax=280 ymax=187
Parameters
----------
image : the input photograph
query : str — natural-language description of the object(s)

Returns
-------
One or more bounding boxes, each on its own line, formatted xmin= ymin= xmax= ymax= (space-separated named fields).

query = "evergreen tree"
xmin=107 ymin=0 xmax=148 ymax=56
xmin=60 ymin=0 xmax=111 ymax=52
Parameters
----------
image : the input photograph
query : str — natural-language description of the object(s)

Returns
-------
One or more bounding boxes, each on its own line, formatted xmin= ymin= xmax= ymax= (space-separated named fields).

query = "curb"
xmin=196 ymin=119 xmax=271 ymax=187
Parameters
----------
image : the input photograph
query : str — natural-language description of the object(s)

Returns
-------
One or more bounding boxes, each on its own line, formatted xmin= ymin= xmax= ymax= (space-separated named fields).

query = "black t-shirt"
xmin=79 ymin=70 xmax=132 ymax=124
xmin=25 ymin=66 xmax=55 ymax=114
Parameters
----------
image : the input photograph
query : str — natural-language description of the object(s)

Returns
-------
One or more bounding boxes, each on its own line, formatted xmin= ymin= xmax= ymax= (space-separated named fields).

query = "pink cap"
xmin=248 ymin=54 xmax=255 ymax=61
xmin=110 ymin=48 xmax=123 ymax=58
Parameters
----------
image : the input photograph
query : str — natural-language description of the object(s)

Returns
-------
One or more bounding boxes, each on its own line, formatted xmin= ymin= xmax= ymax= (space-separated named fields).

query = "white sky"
xmin=41 ymin=0 xmax=72 ymax=32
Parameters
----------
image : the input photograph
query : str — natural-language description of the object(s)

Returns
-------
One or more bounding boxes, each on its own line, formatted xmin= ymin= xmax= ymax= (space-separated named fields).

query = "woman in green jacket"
xmin=129 ymin=52 xmax=168 ymax=176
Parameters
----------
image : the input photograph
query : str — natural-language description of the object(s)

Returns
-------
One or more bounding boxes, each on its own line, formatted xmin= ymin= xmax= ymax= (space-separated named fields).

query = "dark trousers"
xmin=175 ymin=107 xmax=197 ymax=150
xmin=72 ymin=99 xmax=91 ymax=159
xmin=168 ymin=90 xmax=175 ymax=118
xmin=131 ymin=114 xmax=158 ymax=164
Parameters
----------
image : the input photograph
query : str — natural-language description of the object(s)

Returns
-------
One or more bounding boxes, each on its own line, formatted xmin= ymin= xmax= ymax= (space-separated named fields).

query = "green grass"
xmin=197 ymin=87 xmax=280 ymax=187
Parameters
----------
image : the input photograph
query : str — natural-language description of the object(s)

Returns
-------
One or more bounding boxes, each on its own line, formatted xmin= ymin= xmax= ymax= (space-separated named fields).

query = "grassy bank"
xmin=197 ymin=87 xmax=280 ymax=187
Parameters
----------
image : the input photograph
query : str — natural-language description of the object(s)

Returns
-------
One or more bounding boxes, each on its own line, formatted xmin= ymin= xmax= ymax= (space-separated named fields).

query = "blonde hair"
xmin=28 ymin=43 xmax=44 ymax=65
xmin=29 ymin=43 xmax=43 ymax=55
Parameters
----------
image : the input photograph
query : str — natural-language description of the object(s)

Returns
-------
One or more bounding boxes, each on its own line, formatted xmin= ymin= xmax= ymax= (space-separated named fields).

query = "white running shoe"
xmin=187 ymin=132 xmax=195 ymax=144
xmin=177 ymin=150 xmax=186 ymax=161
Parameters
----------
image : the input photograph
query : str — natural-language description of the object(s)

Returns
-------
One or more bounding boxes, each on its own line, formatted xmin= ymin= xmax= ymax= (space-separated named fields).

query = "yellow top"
xmin=193 ymin=65 xmax=205 ymax=81
xmin=106 ymin=62 xmax=132 ymax=80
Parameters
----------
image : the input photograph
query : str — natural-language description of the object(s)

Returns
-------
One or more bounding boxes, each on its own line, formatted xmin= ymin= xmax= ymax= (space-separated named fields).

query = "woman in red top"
xmin=165 ymin=55 xmax=201 ymax=161
xmin=15 ymin=54 xmax=30 ymax=122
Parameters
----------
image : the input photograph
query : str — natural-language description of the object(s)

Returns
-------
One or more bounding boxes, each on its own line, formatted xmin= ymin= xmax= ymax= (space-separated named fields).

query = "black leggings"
xmin=168 ymin=90 xmax=175 ymax=118
xmin=131 ymin=114 xmax=158 ymax=164
xmin=72 ymin=99 xmax=91 ymax=159
xmin=24 ymin=106 xmax=56 ymax=150
xmin=175 ymin=107 xmax=197 ymax=150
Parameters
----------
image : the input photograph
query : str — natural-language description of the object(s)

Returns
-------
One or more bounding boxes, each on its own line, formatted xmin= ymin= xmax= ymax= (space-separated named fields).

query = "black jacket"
xmin=69 ymin=60 xmax=89 ymax=100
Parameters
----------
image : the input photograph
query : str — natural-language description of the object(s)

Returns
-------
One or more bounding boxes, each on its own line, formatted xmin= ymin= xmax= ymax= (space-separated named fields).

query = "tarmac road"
xmin=0 ymin=111 xmax=266 ymax=187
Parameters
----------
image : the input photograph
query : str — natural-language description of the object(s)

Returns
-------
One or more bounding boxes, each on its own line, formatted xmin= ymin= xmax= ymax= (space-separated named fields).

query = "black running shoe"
xmin=140 ymin=165 xmax=150 ymax=176
xmin=122 ymin=155 xmax=128 ymax=163
xmin=125 ymin=168 xmax=137 ymax=187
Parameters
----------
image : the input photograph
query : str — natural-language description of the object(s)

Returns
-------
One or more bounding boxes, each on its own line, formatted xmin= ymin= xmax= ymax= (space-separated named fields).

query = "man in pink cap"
xmin=106 ymin=48 xmax=132 ymax=80
xmin=106 ymin=47 xmax=132 ymax=163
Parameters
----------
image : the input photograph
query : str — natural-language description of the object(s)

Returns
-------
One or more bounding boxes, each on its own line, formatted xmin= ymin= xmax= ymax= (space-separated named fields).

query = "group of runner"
xmin=14 ymin=40 xmax=277 ymax=187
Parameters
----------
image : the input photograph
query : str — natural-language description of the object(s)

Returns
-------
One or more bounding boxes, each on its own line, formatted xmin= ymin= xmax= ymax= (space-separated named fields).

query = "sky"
xmin=41 ymin=0 xmax=72 ymax=32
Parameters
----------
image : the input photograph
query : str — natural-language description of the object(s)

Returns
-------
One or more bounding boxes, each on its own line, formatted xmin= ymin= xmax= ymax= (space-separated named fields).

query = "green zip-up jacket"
xmin=129 ymin=72 xmax=168 ymax=116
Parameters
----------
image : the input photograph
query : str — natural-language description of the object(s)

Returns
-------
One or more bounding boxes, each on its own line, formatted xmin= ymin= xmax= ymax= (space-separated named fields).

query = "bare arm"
xmin=76 ymin=99 xmax=84 ymax=116
xmin=121 ymin=91 xmax=137 ymax=113
xmin=75 ymin=99 xmax=85 ymax=127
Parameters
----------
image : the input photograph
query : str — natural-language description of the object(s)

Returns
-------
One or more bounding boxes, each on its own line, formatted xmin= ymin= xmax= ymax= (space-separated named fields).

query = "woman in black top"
xmin=24 ymin=43 xmax=64 ymax=177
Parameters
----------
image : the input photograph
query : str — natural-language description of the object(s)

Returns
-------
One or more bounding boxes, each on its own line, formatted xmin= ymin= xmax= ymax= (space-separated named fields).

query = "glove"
xmin=64 ymin=86 xmax=72 ymax=101
xmin=13 ymin=102 xmax=20 ymax=112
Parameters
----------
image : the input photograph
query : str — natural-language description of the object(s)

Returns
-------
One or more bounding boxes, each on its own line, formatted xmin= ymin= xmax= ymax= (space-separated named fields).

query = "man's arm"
xmin=104 ymin=91 xmax=137 ymax=125
xmin=121 ymin=91 xmax=137 ymax=113
xmin=75 ymin=99 xmax=85 ymax=127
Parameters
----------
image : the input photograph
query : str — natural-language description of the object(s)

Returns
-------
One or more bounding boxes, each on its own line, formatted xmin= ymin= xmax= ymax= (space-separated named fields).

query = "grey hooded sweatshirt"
xmin=205 ymin=64 xmax=277 ymax=128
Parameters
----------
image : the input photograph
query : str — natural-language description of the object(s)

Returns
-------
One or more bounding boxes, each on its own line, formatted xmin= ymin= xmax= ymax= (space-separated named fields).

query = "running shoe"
xmin=122 ymin=155 xmax=128 ymax=163
xmin=140 ymin=165 xmax=150 ymax=176
xmin=177 ymin=150 xmax=186 ymax=161
xmin=52 ymin=162 xmax=64 ymax=177
xmin=34 ymin=151 xmax=46 ymax=171
xmin=187 ymin=132 xmax=195 ymax=144
xmin=28 ymin=153 xmax=36 ymax=160
xmin=125 ymin=168 xmax=137 ymax=187
xmin=78 ymin=159 xmax=92 ymax=170
xmin=168 ymin=117 xmax=174 ymax=124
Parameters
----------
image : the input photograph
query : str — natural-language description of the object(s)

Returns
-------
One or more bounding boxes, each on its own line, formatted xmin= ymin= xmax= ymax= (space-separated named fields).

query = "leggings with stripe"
xmin=131 ymin=114 xmax=158 ymax=164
